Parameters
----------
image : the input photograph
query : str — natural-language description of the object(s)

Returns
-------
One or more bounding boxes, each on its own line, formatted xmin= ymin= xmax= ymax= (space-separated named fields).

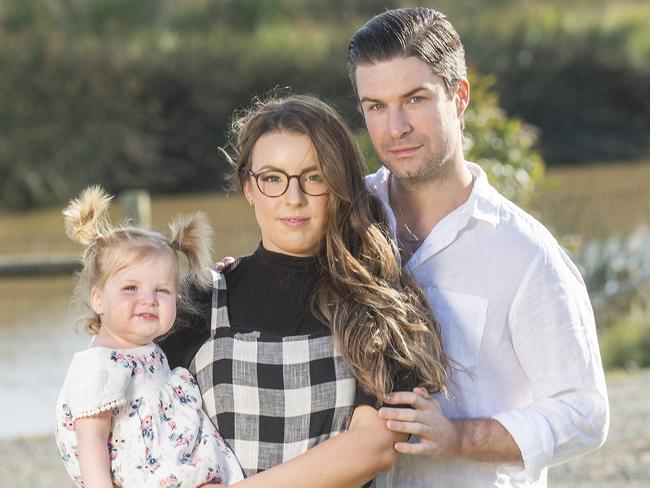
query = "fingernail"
xmin=378 ymin=408 xmax=386 ymax=418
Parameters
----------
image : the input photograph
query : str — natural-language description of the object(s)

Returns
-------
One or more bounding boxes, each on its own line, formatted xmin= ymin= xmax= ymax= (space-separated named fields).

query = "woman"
xmin=159 ymin=94 xmax=447 ymax=487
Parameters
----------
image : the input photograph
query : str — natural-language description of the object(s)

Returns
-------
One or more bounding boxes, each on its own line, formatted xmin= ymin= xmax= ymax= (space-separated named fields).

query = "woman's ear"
xmin=90 ymin=287 xmax=103 ymax=315
xmin=243 ymin=178 xmax=254 ymax=207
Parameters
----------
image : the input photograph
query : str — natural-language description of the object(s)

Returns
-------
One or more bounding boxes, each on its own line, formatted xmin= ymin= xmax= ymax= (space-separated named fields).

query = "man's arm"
xmin=381 ymin=387 xmax=522 ymax=463
xmin=489 ymin=247 xmax=609 ymax=473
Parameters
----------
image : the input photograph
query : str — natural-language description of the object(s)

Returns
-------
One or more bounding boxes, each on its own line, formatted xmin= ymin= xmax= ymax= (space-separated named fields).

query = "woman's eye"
xmin=123 ymin=285 xmax=137 ymax=291
xmin=261 ymin=174 xmax=283 ymax=183
xmin=306 ymin=173 xmax=323 ymax=182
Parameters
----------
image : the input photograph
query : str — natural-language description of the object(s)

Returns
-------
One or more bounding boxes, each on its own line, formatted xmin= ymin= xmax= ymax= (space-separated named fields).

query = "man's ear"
xmin=90 ymin=287 xmax=103 ymax=315
xmin=455 ymin=78 xmax=470 ymax=117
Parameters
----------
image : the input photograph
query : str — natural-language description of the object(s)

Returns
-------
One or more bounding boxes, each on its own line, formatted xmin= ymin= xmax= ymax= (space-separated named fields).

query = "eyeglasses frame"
xmin=247 ymin=168 xmax=329 ymax=197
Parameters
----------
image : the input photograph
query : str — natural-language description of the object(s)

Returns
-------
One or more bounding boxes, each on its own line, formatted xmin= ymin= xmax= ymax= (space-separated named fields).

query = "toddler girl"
xmin=55 ymin=186 xmax=244 ymax=487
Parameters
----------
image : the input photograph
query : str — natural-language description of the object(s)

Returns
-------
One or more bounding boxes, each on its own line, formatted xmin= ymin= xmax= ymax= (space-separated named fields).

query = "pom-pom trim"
xmin=72 ymin=398 xmax=127 ymax=421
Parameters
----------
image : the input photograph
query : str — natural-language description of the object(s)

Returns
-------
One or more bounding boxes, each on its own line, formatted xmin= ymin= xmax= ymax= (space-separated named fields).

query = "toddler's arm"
xmin=231 ymin=404 xmax=405 ymax=488
xmin=75 ymin=410 xmax=114 ymax=488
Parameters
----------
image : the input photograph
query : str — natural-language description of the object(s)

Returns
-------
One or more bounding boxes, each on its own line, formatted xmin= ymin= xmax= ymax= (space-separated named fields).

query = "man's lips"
xmin=388 ymin=145 xmax=422 ymax=156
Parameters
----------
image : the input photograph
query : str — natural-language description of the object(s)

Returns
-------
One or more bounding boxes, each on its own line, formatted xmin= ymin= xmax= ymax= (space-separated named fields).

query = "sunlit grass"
xmin=0 ymin=192 xmax=259 ymax=258
xmin=532 ymin=160 xmax=650 ymax=239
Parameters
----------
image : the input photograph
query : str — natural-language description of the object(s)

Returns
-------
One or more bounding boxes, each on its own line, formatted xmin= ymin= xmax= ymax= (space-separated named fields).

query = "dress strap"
xmin=209 ymin=268 xmax=231 ymax=333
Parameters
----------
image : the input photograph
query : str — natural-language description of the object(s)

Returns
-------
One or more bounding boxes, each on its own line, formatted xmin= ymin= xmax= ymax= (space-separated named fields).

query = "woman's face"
xmin=244 ymin=130 xmax=329 ymax=257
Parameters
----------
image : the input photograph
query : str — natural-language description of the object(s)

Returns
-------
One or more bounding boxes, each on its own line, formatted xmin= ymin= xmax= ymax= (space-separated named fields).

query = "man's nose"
xmin=388 ymin=107 xmax=412 ymax=139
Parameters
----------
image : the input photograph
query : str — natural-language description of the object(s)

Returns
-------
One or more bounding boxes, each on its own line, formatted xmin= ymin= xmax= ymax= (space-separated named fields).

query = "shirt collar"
xmin=463 ymin=161 xmax=501 ymax=227
xmin=367 ymin=162 xmax=502 ymax=267
xmin=369 ymin=161 xmax=501 ymax=228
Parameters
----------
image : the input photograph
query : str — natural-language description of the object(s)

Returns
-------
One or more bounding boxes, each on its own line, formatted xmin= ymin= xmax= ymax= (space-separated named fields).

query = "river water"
xmin=0 ymin=276 xmax=89 ymax=439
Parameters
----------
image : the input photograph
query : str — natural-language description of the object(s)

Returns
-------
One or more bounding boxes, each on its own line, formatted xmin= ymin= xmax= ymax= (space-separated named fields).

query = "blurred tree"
xmin=2 ymin=0 xmax=647 ymax=210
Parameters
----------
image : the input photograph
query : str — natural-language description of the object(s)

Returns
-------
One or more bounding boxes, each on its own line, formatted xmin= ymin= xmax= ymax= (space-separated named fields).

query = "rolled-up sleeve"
xmin=492 ymin=245 xmax=609 ymax=478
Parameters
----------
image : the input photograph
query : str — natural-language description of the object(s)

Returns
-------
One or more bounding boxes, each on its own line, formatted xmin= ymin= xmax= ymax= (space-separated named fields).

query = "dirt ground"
xmin=2 ymin=370 xmax=648 ymax=487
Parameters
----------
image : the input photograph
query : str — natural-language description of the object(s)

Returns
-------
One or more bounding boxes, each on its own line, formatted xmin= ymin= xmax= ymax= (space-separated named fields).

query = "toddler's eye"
xmin=123 ymin=285 xmax=137 ymax=291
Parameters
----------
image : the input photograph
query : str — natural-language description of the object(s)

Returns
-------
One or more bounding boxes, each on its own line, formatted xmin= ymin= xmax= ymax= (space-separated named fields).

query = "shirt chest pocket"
xmin=423 ymin=287 xmax=488 ymax=370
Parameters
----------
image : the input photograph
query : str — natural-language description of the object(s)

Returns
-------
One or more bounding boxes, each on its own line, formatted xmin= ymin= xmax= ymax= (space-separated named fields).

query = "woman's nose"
xmin=284 ymin=176 xmax=307 ymax=205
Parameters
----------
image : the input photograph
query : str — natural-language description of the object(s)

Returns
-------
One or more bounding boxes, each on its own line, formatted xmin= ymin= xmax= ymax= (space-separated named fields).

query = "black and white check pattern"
xmin=191 ymin=269 xmax=356 ymax=476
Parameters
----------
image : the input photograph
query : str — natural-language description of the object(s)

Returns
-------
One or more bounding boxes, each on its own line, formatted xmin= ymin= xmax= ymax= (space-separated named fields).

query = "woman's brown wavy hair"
xmin=222 ymin=94 xmax=447 ymax=403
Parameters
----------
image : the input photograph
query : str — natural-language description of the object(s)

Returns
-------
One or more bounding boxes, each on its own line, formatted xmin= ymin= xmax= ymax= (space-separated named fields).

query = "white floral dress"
xmin=55 ymin=343 xmax=244 ymax=487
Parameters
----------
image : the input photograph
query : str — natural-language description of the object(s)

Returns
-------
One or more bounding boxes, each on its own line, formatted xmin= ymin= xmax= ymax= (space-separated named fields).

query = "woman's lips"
xmin=280 ymin=217 xmax=310 ymax=227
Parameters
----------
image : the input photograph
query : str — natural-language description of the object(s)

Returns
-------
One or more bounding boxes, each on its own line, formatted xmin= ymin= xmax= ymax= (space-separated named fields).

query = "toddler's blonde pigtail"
xmin=62 ymin=185 xmax=113 ymax=246
xmin=169 ymin=212 xmax=213 ymax=289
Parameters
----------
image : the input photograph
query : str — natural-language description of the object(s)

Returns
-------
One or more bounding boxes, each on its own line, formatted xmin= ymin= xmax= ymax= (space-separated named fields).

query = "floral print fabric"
xmin=55 ymin=343 xmax=243 ymax=487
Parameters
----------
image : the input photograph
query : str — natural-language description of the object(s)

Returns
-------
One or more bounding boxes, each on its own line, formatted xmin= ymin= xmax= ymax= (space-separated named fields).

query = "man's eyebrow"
xmin=359 ymin=95 xmax=382 ymax=104
xmin=402 ymin=86 xmax=430 ymax=98
xmin=359 ymin=86 xmax=430 ymax=104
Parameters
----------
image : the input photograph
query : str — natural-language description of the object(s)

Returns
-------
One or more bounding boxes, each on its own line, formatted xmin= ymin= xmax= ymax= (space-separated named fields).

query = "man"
xmin=347 ymin=8 xmax=609 ymax=487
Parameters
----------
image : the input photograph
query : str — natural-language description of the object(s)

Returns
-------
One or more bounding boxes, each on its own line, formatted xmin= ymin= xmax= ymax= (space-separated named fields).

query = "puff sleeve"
xmin=62 ymin=348 xmax=132 ymax=420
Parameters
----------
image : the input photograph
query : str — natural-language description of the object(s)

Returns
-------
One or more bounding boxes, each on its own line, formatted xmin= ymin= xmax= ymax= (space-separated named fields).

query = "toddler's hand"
xmin=214 ymin=257 xmax=235 ymax=271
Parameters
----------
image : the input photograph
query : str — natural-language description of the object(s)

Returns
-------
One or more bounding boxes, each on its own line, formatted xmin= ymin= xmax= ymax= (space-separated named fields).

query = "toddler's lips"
xmin=136 ymin=313 xmax=158 ymax=320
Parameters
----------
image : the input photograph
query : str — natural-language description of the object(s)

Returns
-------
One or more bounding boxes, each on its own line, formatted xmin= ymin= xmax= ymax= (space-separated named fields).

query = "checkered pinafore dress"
xmin=190 ymin=269 xmax=357 ymax=477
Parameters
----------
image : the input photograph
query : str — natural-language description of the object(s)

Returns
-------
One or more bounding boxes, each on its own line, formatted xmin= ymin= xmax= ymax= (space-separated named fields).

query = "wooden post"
xmin=120 ymin=190 xmax=152 ymax=229
xmin=0 ymin=253 xmax=82 ymax=276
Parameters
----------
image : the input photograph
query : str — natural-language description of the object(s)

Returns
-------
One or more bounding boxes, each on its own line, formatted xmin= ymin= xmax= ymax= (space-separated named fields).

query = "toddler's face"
xmin=91 ymin=254 xmax=177 ymax=349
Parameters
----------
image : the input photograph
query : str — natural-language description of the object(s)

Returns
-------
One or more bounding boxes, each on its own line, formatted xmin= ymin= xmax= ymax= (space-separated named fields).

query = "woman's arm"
xmin=231 ymin=405 xmax=406 ymax=488
xmin=74 ymin=411 xmax=114 ymax=488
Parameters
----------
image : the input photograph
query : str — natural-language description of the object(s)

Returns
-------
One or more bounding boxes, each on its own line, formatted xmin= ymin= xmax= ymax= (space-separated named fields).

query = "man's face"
xmin=355 ymin=56 xmax=467 ymax=184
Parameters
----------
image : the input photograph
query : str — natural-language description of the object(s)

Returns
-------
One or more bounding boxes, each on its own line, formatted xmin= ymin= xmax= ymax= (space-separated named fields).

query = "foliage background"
xmin=1 ymin=0 xmax=648 ymax=210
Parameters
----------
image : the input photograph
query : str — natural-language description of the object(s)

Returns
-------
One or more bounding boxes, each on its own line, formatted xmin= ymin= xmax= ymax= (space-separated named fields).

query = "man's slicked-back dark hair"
xmin=347 ymin=7 xmax=467 ymax=98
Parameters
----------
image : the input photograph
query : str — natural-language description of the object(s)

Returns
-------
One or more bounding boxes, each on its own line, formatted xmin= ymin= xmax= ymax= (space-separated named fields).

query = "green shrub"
xmin=1 ymin=0 xmax=646 ymax=209
xmin=599 ymin=315 xmax=650 ymax=370
xmin=454 ymin=0 xmax=650 ymax=163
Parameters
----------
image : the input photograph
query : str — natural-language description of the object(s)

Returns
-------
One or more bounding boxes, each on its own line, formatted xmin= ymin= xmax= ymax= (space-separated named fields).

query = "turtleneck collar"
xmin=251 ymin=243 xmax=320 ymax=274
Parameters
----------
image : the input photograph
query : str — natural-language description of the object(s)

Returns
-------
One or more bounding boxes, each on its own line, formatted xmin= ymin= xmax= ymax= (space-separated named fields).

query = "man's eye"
xmin=368 ymin=103 xmax=385 ymax=111
xmin=409 ymin=95 xmax=424 ymax=103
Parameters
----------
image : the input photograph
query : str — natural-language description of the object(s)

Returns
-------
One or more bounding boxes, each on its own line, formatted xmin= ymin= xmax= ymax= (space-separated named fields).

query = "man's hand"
xmin=214 ymin=256 xmax=235 ymax=271
xmin=380 ymin=387 xmax=523 ymax=464
xmin=379 ymin=387 xmax=462 ymax=459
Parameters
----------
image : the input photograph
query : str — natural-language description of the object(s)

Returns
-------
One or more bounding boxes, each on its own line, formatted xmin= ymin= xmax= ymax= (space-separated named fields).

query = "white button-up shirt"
xmin=369 ymin=163 xmax=609 ymax=488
